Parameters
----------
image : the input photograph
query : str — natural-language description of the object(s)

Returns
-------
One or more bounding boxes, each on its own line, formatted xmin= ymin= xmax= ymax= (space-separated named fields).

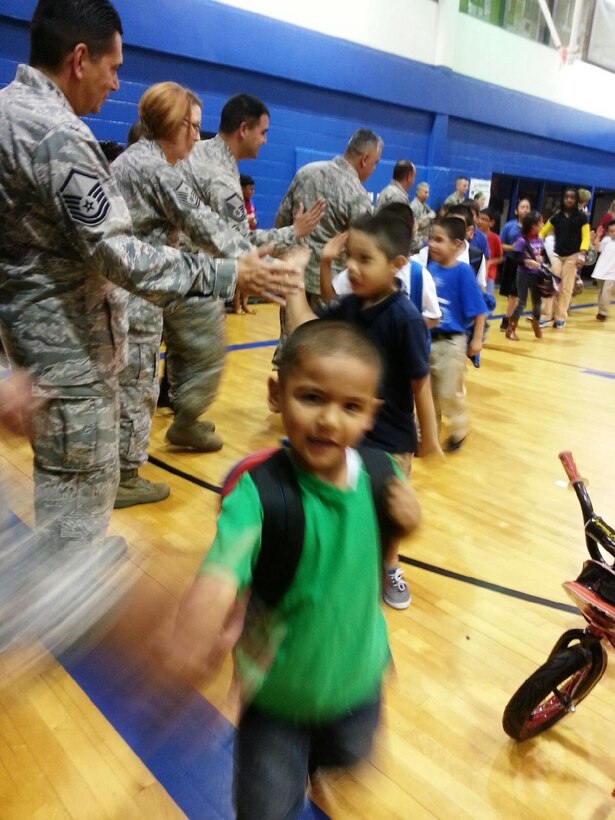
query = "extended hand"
xmin=322 ymin=231 xmax=348 ymax=262
xmin=236 ymin=245 xmax=308 ymax=304
xmin=293 ymin=198 xmax=326 ymax=238
xmin=0 ymin=370 xmax=40 ymax=438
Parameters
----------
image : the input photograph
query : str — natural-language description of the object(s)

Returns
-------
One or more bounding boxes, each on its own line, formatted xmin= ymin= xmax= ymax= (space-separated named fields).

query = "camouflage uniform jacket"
xmin=111 ymin=139 xmax=251 ymax=337
xmin=410 ymin=196 xmax=436 ymax=250
xmin=0 ymin=65 xmax=237 ymax=388
xmin=375 ymin=180 xmax=409 ymax=211
xmin=181 ymin=134 xmax=295 ymax=251
xmin=275 ymin=155 xmax=372 ymax=294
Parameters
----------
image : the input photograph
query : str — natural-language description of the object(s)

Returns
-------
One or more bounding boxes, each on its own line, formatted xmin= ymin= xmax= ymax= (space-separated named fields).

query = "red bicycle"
xmin=502 ymin=451 xmax=615 ymax=741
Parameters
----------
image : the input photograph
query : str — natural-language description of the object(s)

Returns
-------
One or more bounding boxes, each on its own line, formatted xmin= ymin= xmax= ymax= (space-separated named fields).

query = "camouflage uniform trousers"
xmin=31 ymin=380 xmax=120 ymax=557
xmin=118 ymin=331 xmax=161 ymax=472
xmin=163 ymin=299 xmax=226 ymax=425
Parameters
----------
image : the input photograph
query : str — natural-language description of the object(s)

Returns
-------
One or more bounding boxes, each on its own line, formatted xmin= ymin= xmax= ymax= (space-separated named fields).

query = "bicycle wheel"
xmin=502 ymin=642 xmax=607 ymax=741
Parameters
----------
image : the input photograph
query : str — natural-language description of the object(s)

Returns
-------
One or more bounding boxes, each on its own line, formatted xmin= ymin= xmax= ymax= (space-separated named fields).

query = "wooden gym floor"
xmin=0 ymin=290 xmax=614 ymax=819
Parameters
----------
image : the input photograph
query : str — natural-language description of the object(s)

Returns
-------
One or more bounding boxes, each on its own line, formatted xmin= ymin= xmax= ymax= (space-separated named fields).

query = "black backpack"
xmin=221 ymin=447 xmax=400 ymax=607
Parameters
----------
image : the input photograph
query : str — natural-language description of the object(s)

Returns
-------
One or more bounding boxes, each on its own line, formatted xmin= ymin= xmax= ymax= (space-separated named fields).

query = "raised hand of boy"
xmin=385 ymin=478 xmax=421 ymax=535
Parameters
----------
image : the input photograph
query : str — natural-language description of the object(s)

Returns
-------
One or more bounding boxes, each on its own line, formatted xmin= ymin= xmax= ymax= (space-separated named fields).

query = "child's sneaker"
xmin=383 ymin=567 xmax=411 ymax=610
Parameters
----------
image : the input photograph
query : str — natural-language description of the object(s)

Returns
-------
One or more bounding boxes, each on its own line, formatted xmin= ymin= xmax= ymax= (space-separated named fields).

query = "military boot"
xmin=114 ymin=469 xmax=170 ymax=509
xmin=165 ymin=419 xmax=223 ymax=452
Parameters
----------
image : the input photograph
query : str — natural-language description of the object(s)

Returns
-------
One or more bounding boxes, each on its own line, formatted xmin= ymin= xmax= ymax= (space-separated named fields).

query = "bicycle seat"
xmin=563 ymin=560 xmax=615 ymax=623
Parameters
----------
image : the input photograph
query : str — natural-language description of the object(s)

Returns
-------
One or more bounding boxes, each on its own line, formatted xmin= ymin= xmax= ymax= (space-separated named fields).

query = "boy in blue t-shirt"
xmin=427 ymin=216 xmax=487 ymax=452
xmin=285 ymin=207 xmax=441 ymax=610
xmin=171 ymin=320 xmax=420 ymax=819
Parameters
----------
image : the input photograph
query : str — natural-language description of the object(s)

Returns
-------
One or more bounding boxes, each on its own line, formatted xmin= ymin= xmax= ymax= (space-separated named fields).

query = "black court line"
xmin=148 ymin=454 xmax=577 ymax=615
xmin=147 ymin=454 xmax=222 ymax=494
xmin=399 ymin=555 xmax=577 ymax=614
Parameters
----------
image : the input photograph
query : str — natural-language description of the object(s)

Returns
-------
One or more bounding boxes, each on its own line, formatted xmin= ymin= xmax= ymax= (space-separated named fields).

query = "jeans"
xmin=512 ymin=270 xmax=542 ymax=322
xmin=234 ymin=695 xmax=381 ymax=820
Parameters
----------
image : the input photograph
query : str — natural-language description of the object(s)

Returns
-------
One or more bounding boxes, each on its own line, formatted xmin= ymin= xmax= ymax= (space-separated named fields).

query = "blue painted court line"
xmin=6 ymin=513 xmax=327 ymax=820
xmin=226 ymin=339 xmax=277 ymax=352
xmin=582 ymin=369 xmax=615 ymax=379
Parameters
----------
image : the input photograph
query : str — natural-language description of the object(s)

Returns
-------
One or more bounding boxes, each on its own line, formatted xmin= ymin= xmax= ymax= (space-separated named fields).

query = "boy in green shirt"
xmin=172 ymin=319 xmax=420 ymax=819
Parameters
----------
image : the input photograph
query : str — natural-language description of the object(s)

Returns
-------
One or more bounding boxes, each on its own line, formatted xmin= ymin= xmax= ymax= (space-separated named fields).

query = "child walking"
xmin=172 ymin=320 xmax=420 ymax=820
xmin=285 ymin=207 xmax=441 ymax=609
xmin=592 ymin=219 xmax=615 ymax=321
xmin=426 ymin=216 xmax=487 ymax=452
xmin=506 ymin=210 xmax=546 ymax=341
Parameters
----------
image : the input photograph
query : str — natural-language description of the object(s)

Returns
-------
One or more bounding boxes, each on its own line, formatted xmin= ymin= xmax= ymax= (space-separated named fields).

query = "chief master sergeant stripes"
xmin=0 ymin=0 xmax=298 ymax=560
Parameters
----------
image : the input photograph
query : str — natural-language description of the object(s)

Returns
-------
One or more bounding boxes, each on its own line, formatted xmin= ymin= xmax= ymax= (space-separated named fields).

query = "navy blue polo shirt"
xmin=318 ymin=290 xmax=430 ymax=454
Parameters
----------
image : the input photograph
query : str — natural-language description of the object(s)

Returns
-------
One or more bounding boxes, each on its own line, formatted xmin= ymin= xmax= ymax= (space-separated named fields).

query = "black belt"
xmin=431 ymin=331 xmax=462 ymax=340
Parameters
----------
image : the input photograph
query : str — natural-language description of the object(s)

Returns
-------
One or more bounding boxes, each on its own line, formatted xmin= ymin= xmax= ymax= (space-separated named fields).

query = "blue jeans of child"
xmin=234 ymin=695 xmax=381 ymax=819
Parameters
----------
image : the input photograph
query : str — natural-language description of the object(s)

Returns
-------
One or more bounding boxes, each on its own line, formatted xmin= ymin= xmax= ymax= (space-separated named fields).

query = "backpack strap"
xmin=357 ymin=445 xmax=402 ymax=554
xmin=409 ymin=260 xmax=424 ymax=314
xmin=226 ymin=446 xmax=399 ymax=609
xmin=468 ymin=246 xmax=483 ymax=277
xmin=248 ymin=449 xmax=305 ymax=609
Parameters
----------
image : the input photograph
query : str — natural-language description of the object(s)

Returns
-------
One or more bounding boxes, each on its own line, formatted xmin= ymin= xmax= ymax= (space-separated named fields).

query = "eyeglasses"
xmin=184 ymin=119 xmax=201 ymax=137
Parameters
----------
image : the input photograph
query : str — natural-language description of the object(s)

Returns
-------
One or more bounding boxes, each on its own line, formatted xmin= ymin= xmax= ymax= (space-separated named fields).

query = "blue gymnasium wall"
xmin=1 ymin=0 xmax=615 ymax=227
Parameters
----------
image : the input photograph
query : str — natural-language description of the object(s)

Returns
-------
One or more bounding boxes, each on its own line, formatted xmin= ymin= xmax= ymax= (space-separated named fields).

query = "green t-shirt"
xmin=201 ymin=452 xmax=392 ymax=722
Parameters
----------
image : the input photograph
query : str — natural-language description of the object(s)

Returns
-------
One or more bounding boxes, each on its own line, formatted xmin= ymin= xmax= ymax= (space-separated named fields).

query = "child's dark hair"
xmin=436 ymin=215 xmax=467 ymax=243
xmin=606 ymin=219 xmax=615 ymax=231
xmin=521 ymin=210 xmax=542 ymax=236
xmin=351 ymin=204 xmax=413 ymax=259
xmin=446 ymin=203 xmax=473 ymax=229
xmin=279 ymin=320 xmax=383 ymax=385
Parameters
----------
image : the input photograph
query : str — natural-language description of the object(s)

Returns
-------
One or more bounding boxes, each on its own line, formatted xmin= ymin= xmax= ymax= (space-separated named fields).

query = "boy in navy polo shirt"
xmin=427 ymin=216 xmax=487 ymax=452
xmin=285 ymin=207 xmax=440 ymax=609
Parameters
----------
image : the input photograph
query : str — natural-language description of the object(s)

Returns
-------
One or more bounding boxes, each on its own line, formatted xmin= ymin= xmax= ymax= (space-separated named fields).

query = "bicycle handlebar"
xmin=559 ymin=451 xmax=581 ymax=484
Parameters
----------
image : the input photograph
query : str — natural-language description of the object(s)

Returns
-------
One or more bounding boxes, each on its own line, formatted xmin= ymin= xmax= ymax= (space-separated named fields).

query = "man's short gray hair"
xmin=345 ymin=128 xmax=383 ymax=158
xmin=416 ymin=181 xmax=429 ymax=193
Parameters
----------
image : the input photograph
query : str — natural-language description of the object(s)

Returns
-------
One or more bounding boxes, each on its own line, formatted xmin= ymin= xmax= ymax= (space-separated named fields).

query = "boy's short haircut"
xmin=436 ymin=215 xmax=467 ymax=243
xmin=279 ymin=320 xmax=383 ymax=385
xmin=240 ymin=174 xmax=255 ymax=187
xmin=351 ymin=205 xmax=414 ymax=259
xmin=219 ymin=93 xmax=269 ymax=134
xmin=606 ymin=219 xmax=615 ymax=231
xmin=446 ymin=203 xmax=473 ymax=229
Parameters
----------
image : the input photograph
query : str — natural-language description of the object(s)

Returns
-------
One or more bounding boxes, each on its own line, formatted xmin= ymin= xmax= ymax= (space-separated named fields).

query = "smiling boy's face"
xmin=268 ymin=351 xmax=381 ymax=487
xmin=345 ymin=229 xmax=400 ymax=305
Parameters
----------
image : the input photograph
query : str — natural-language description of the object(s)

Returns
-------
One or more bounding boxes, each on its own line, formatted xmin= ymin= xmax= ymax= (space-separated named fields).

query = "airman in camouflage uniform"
xmin=375 ymin=160 xmax=415 ymax=213
xmin=111 ymin=136 xmax=253 ymax=504
xmin=273 ymin=128 xmax=381 ymax=363
xmin=172 ymin=94 xmax=324 ymax=442
xmin=410 ymin=182 xmax=436 ymax=251
xmin=0 ymin=54 xmax=291 ymax=557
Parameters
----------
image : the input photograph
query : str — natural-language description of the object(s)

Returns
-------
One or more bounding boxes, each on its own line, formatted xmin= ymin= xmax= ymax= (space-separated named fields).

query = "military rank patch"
xmin=175 ymin=180 xmax=201 ymax=209
xmin=59 ymin=169 xmax=110 ymax=227
xmin=224 ymin=193 xmax=246 ymax=224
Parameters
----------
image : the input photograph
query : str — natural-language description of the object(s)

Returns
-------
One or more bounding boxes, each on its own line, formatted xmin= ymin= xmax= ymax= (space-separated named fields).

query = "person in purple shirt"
xmin=498 ymin=198 xmax=532 ymax=331
xmin=506 ymin=210 xmax=546 ymax=341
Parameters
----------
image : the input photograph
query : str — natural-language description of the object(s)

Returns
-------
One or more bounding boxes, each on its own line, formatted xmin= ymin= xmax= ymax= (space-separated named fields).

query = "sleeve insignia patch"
xmin=59 ymin=169 xmax=111 ymax=227
xmin=224 ymin=193 xmax=246 ymax=223
xmin=176 ymin=180 xmax=201 ymax=210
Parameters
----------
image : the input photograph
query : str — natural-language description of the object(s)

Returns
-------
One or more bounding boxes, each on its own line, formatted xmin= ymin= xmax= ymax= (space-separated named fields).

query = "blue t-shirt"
xmin=318 ymin=290 xmax=430 ymax=454
xmin=427 ymin=260 xmax=487 ymax=334
xmin=470 ymin=227 xmax=490 ymax=259
xmin=500 ymin=220 xmax=522 ymax=257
